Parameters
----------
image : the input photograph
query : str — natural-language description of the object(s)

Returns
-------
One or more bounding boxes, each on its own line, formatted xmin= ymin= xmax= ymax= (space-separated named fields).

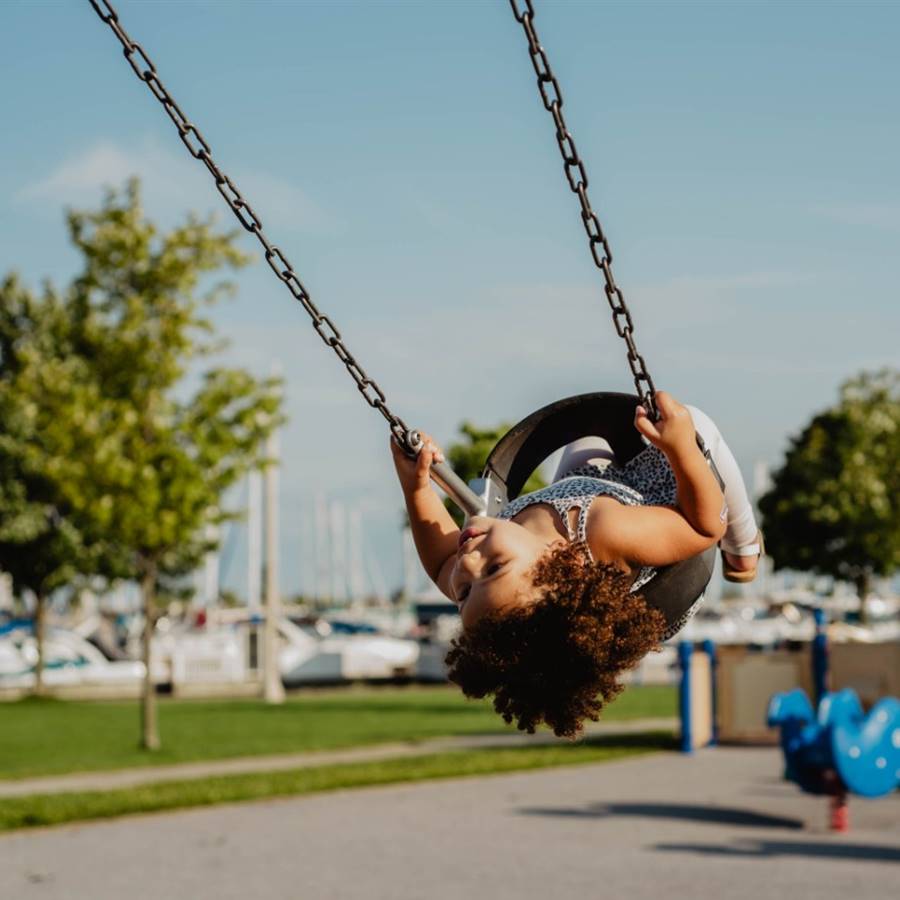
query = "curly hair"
xmin=444 ymin=542 xmax=667 ymax=739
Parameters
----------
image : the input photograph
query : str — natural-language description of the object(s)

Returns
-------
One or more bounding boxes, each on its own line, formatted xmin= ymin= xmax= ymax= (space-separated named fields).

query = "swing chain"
xmin=509 ymin=0 xmax=659 ymax=419
xmin=87 ymin=0 xmax=414 ymax=448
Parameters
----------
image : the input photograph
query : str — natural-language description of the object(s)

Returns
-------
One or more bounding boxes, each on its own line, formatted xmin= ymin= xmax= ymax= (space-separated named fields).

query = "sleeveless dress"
xmin=496 ymin=443 xmax=701 ymax=639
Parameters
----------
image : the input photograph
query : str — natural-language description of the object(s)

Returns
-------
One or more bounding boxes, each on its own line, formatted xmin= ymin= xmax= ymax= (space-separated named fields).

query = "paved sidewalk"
xmin=1 ymin=746 xmax=897 ymax=900
xmin=0 ymin=716 xmax=676 ymax=798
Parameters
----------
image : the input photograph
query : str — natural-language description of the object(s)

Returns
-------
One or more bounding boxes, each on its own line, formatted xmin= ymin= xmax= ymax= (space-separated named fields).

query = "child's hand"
xmin=634 ymin=391 xmax=696 ymax=457
xmin=390 ymin=432 xmax=445 ymax=496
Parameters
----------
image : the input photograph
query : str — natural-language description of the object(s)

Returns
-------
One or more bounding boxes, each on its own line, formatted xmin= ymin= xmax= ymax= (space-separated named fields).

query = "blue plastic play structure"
xmin=765 ymin=608 xmax=900 ymax=831
xmin=767 ymin=606 xmax=900 ymax=801
xmin=767 ymin=687 xmax=900 ymax=798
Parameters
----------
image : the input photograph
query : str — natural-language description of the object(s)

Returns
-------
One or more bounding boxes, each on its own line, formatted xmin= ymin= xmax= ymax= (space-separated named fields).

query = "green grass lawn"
xmin=0 ymin=732 xmax=674 ymax=833
xmin=0 ymin=683 xmax=676 ymax=781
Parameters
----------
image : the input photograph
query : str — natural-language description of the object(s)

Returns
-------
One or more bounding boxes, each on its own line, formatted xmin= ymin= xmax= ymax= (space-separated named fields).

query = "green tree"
xmin=1 ymin=181 xmax=283 ymax=747
xmin=0 ymin=277 xmax=104 ymax=694
xmin=758 ymin=369 xmax=899 ymax=619
xmin=69 ymin=181 xmax=284 ymax=748
xmin=443 ymin=422 xmax=547 ymax=525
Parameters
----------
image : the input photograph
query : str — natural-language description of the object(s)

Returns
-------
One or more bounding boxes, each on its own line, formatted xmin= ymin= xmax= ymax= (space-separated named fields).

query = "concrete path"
xmin=0 ymin=717 xmax=676 ymax=797
xmin=1 ymin=746 xmax=897 ymax=900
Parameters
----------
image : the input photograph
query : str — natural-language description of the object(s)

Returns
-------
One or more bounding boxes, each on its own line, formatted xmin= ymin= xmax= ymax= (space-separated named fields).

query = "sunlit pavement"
xmin=1 ymin=747 xmax=898 ymax=900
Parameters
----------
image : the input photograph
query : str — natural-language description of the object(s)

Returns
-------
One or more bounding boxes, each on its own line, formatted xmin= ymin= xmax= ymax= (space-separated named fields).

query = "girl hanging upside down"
xmin=391 ymin=391 xmax=762 ymax=738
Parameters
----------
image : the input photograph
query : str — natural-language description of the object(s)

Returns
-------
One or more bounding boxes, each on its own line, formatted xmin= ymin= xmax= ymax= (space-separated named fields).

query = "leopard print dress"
xmin=497 ymin=443 xmax=701 ymax=639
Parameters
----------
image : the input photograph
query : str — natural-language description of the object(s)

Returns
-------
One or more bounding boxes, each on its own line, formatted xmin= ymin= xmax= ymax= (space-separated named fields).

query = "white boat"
xmin=0 ymin=627 xmax=145 ymax=689
xmin=278 ymin=618 xmax=420 ymax=686
xmin=144 ymin=612 xmax=420 ymax=688
xmin=151 ymin=624 xmax=248 ymax=687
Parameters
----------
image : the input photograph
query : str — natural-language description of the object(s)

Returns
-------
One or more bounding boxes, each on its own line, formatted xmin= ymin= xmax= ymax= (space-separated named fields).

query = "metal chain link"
xmin=509 ymin=0 xmax=659 ymax=419
xmin=87 ymin=0 xmax=414 ymax=448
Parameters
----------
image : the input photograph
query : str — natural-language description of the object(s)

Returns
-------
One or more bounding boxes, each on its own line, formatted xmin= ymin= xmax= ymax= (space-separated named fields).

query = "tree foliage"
xmin=0 ymin=276 xmax=109 ymax=692
xmin=0 ymin=278 xmax=79 ymax=563
xmin=61 ymin=181 xmax=274 ymax=565
xmin=443 ymin=422 xmax=547 ymax=525
xmin=0 ymin=180 xmax=284 ymax=739
xmin=758 ymin=369 xmax=899 ymax=603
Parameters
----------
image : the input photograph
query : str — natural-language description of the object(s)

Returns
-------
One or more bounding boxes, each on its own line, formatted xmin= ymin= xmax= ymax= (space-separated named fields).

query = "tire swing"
xmin=88 ymin=0 xmax=722 ymax=632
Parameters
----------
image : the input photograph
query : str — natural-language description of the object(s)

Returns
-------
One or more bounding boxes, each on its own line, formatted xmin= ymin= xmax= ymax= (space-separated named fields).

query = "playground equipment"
xmin=768 ymin=608 xmax=900 ymax=830
xmin=679 ymin=610 xmax=900 ymax=831
xmin=86 ymin=0 xmax=723 ymax=630
xmin=678 ymin=640 xmax=718 ymax=753
xmin=768 ymin=687 xmax=900 ymax=822
xmin=679 ymin=610 xmax=900 ymax=740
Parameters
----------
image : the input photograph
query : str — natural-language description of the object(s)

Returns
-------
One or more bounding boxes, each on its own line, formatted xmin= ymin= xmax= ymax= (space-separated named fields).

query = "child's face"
xmin=449 ymin=516 xmax=564 ymax=630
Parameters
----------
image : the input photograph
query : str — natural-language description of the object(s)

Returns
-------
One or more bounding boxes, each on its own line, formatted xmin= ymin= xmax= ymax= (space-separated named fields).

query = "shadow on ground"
xmin=655 ymin=840 xmax=900 ymax=863
xmin=583 ymin=733 xmax=677 ymax=748
xmin=518 ymin=802 xmax=803 ymax=830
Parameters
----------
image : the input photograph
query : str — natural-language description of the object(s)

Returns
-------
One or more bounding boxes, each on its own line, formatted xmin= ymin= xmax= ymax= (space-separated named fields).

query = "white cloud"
xmin=15 ymin=136 xmax=337 ymax=233
xmin=17 ymin=141 xmax=138 ymax=201
xmin=16 ymin=137 xmax=197 ymax=208
xmin=213 ymin=267 xmax=820 ymax=439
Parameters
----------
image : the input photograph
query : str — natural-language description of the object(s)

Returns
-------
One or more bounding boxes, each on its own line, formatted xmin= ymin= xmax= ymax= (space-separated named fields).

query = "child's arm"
xmin=587 ymin=391 xmax=727 ymax=568
xmin=390 ymin=435 xmax=459 ymax=599
xmin=634 ymin=391 xmax=727 ymax=538
xmin=588 ymin=502 xmax=724 ymax=568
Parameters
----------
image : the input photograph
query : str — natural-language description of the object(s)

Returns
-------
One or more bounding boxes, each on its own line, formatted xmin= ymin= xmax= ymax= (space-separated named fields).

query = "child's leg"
xmin=554 ymin=437 xmax=616 ymax=481
xmin=684 ymin=405 xmax=760 ymax=556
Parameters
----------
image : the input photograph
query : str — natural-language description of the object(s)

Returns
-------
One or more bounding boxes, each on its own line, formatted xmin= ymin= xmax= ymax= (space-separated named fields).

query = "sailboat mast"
xmin=247 ymin=470 xmax=263 ymax=610
xmin=262 ymin=403 xmax=285 ymax=704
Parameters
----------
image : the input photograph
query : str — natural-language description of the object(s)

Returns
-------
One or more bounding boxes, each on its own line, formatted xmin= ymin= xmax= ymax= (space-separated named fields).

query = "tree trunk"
xmin=33 ymin=591 xmax=46 ymax=698
xmin=855 ymin=572 xmax=872 ymax=625
xmin=140 ymin=568 xmax=160 ymax=751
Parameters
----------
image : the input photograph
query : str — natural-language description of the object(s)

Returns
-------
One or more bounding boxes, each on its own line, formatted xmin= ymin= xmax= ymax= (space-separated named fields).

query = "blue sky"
xmin=2 ymin=1 xmax=898 ymax=598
